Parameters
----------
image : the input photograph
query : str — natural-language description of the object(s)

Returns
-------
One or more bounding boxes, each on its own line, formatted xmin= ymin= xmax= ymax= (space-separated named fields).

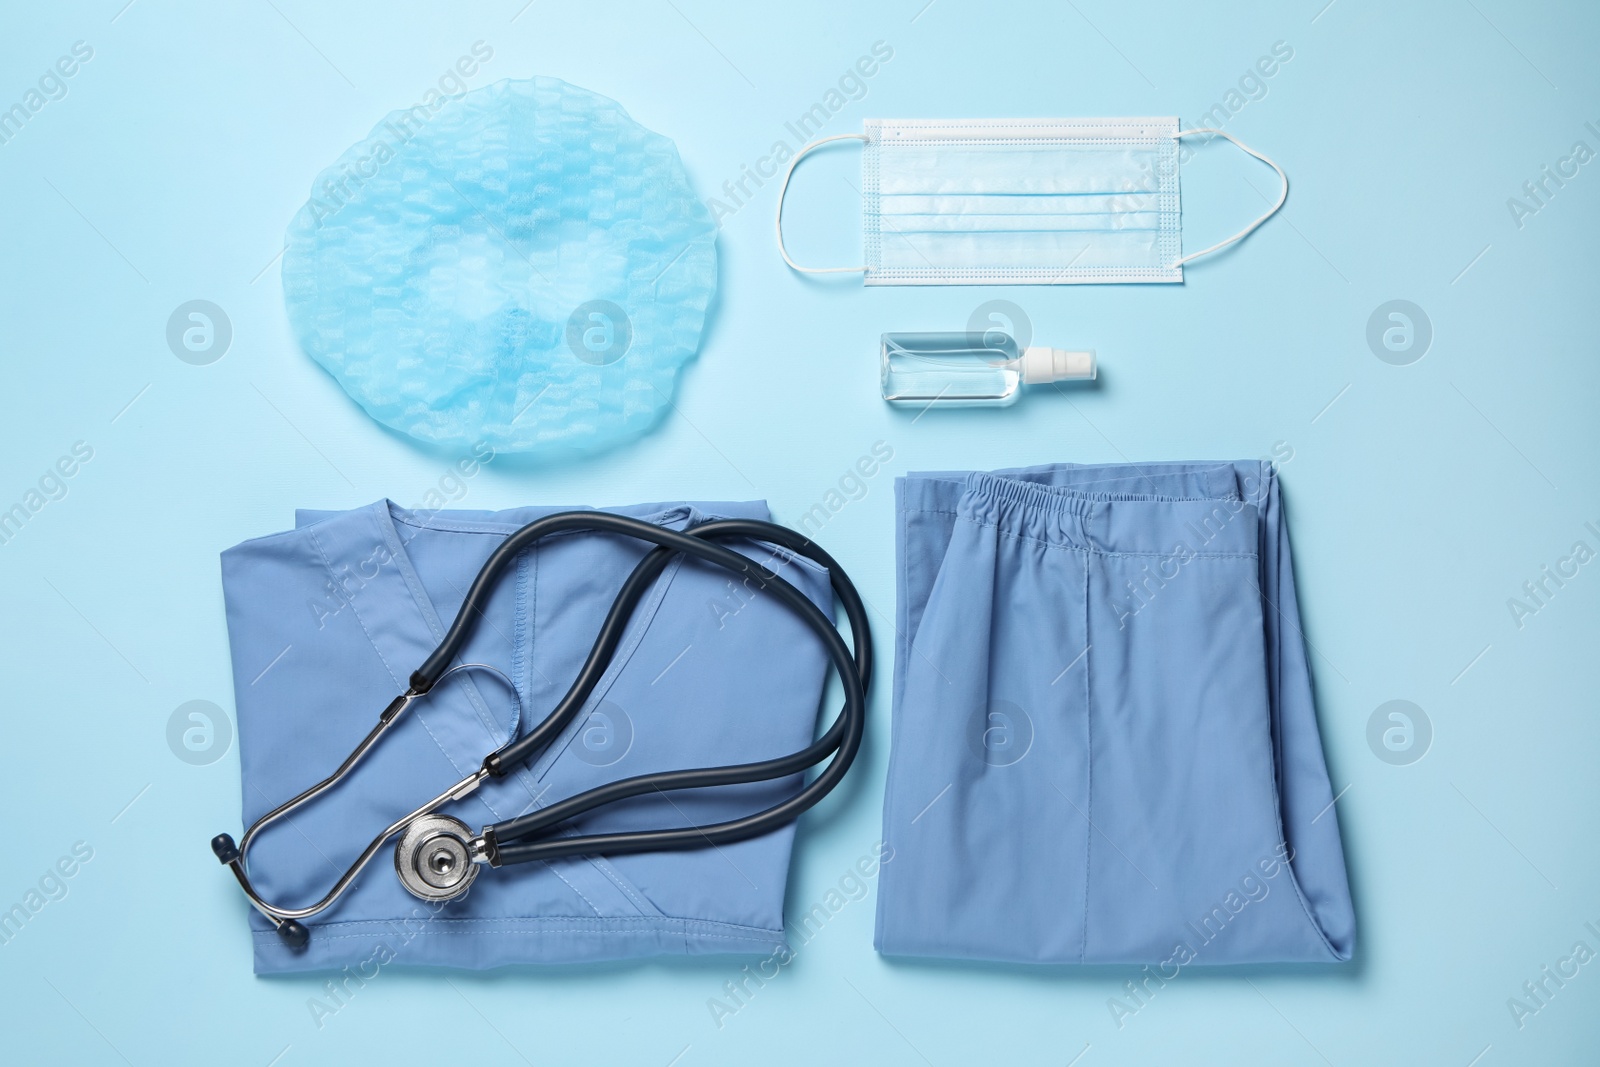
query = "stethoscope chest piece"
xmin=394 ymin=815 xmax=480 ymax=902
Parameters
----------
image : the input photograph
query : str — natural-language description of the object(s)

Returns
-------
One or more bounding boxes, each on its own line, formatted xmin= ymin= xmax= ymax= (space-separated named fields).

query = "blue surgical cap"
xmin=282 ymin=77 xmax=718 ymax=458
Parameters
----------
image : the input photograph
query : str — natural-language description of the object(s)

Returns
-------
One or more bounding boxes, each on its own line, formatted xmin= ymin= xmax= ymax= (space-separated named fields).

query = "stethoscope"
xmin=211 ymin=511 xmax=870 ymax=951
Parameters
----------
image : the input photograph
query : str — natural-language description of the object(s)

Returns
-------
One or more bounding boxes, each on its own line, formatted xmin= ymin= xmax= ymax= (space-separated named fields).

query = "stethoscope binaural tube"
xmin=211 ymin=512 xmax=871 ymax=951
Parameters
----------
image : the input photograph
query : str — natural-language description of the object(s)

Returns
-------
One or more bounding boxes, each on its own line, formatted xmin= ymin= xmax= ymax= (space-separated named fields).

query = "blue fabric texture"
xmin=282 ymin=77 xmax=718 ymax=457
xmin=876 ymin=462 xmax=1355 ymax=965
xmin=220 ymin=499 xmax=830 ymax=973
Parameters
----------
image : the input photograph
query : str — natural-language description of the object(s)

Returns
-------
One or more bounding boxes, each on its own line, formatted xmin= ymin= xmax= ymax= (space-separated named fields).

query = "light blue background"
xmin=1 ymin=1 xmax=1596 ymax=1064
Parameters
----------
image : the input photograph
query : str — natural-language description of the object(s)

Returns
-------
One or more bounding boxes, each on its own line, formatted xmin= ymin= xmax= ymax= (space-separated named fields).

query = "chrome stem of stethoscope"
xmin=210 ymin=664 xmax=514 ymax=949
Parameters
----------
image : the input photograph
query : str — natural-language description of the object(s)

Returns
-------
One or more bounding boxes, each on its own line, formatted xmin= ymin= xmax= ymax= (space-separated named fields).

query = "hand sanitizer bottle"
xmin=880 ymin=332 xmax=1096 ymax=407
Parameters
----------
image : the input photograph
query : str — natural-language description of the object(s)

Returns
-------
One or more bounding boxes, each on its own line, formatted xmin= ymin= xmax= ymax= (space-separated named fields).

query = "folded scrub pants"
xmin=221 ymin=499 xmax=833 ymax=973
xmin=876 ymin=462 xmax=1355 ymax=965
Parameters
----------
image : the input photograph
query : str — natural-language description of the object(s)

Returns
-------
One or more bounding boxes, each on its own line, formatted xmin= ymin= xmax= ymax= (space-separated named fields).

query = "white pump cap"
xmin=1020 ymin=347 xmax=1096 ymax=384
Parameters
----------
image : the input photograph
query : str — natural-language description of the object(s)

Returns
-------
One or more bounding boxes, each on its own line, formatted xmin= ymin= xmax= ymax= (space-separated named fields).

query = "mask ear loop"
xmin=775 ymin=133 xmax=870 ymax=274
xmin=1170 ymin=128 xmax=1288 ymax=268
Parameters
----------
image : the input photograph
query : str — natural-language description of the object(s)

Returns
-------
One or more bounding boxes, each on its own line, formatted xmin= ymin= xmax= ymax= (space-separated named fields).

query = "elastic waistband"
xmin=903 ymin=462 xmax=1270 ymax=557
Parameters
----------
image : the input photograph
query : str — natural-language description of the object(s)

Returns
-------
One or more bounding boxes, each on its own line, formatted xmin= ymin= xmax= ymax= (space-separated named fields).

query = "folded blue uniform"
xmin=876 ymin=462 xmax=1355 ymax=965
xmin=221 ymin=499 xmax=832 ymax=974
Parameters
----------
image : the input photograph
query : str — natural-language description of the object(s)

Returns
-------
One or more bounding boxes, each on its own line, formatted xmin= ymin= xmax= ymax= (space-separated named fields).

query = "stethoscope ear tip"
xmin=277 ymin=919 xmax=311 ymax=951
xmin=211 ymin=834 xmax=240 ymax=864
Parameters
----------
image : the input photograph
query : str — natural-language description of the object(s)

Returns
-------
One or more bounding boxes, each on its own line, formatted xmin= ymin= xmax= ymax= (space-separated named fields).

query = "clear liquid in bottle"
xmin=880 ymin=332 xmax=1094 ymax=408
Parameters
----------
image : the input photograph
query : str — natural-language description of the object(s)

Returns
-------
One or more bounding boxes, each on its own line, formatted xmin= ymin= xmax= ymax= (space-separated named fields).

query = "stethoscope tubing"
xmin=478 ymin=516 xmax=870 ymax=865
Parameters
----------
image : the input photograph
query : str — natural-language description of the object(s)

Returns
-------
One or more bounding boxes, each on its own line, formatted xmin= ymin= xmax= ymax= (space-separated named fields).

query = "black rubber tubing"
xmin=407 ymin=512 xmax=870 ymax=868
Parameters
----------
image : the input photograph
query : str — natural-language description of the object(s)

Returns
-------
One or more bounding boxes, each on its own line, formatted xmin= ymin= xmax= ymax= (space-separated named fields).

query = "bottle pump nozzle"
xmin=1019 ymin=347 xmax=1097 ymax=384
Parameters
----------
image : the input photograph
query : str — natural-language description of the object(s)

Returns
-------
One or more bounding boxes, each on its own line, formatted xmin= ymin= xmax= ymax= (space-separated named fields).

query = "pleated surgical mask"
xmin=775 ymin=118 xmax=1286 ymax=285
